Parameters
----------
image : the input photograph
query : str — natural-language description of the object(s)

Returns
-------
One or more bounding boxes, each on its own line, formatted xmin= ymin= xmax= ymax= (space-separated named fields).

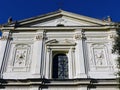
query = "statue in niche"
xmin=94 ymin=49 xmax=105 ymax=65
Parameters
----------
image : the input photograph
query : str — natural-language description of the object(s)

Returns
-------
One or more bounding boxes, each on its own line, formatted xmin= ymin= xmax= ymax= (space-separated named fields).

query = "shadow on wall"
xmin=0 ymin=79 xmax=7 ymax=89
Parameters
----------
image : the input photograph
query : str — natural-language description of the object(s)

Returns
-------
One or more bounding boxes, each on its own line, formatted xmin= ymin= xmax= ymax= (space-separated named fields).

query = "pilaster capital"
xmin=0 ymin=33 xmax=12 ymax=40
xmin=108 ymin=34 xmax=116 ymax=39
xmin=74 ymin=29 xmax=86 ymax=40
xmin=35 ymin=33 xmax=43 ymax=40
xmin=0 ymin=36 xmax=8 ymax=40
xmin=74 ymin=33 xmax=82 ymax=40
xmin=108 ymin=31 xmax=116 ymax=40
xmin=34 ymin=30 xmax=47 ymax=41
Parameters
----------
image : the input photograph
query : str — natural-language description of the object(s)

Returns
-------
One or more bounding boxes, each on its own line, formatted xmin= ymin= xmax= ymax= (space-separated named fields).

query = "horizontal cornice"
xmin=0 ymin=25 xmax=117 ymax=31
xmin=0 ymin=78 xmax=117 ymax=86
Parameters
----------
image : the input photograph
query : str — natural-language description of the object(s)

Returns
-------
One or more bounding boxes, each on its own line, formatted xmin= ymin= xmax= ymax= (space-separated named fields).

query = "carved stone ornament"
xmin=94 ymin=49 xmax=106 ymax=65
xmin=108 ymin=34 xmax=116 ymax=39
xmin=0 ymin=36 xmax=8 ymax=40
xmin=90 ymin=44 xmax=108 ymax=66
xmin=56 ymin=18 xmax=67 ymax=25
xmin=14 ymin=49 xmax=27 ymax=66
xmin=0 ymin=33 xmax=12 ymax=40
xmin=35 ymin=34 xmax=43 ymax=40
xmin=12 ymin=44 xmax=31 ymax=71
xmin=74 ymin=31 xmax=86 ymax=40
xmin=74 ymin=34 xmax=82 ymax=40
xmin=75 ymin=33 xmax=86 ymax=40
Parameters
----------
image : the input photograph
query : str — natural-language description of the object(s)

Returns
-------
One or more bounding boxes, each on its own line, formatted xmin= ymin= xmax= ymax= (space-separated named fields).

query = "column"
xmin=31 ymin=31 xmax=44 ymax=78
xmin=0 ymin=31 xmax=10 ymax=78
xmin=74 ymin=29 xmax=87 ymax=78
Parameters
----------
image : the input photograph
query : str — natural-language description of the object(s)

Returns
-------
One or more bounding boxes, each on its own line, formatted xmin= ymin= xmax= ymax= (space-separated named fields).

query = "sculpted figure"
xmin=94 ymin=50 xmax=105 ymax=65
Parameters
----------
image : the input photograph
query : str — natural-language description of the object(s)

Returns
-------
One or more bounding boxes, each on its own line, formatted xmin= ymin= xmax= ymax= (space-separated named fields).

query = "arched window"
xmin=52 ymin=53 xmax=68 ymax=79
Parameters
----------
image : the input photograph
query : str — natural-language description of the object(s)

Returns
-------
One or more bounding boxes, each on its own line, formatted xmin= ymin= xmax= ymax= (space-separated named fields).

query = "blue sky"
xmin=0 ymin=0 xmax=120 ymax=24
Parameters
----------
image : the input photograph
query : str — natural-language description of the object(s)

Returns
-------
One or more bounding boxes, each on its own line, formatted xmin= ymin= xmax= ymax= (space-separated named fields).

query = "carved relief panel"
xmin=89 ymin=43 xmax=113 ymax=71
xmin=14 ymin=46 xmax=28 ymax=67
xmin=12 ymin=44 xmax=31 ymax=72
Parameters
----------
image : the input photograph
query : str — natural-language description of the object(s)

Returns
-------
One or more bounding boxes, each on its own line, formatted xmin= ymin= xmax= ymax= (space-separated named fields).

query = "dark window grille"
xmin=52 ymin=54 xmax=68 ymax=79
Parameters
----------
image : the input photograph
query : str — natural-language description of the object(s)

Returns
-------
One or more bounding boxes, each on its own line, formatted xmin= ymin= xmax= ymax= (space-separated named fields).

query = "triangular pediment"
xmin=12 ymin=9 xmax=112 ymax=27
xmin=32 ymin=16 xmax=99 ymax=26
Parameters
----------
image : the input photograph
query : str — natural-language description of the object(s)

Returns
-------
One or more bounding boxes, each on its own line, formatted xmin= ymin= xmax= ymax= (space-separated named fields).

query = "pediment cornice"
xmin=3 ymin=9 xmax=115 ymax=27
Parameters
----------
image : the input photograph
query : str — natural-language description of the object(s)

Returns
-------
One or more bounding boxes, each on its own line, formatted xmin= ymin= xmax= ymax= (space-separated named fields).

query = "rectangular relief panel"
xmin=88 ymin=43 xmax=113 ymax=71
xmin=12 ymin=44 xmax=31 ymax=72
xmin=6 ymin=44 xmax=32 ymax=72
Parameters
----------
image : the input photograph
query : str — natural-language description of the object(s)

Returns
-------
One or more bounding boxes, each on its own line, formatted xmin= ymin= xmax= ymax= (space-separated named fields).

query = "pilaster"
xmin=31 ymin=31 xmax=44 ymax=78
xmin=108 ymin=29 xmax=117 ymax=71
xmin=74 ymin=29 xmax=87 ymax=78
xmin=79 ymin=86 xmax=88 ymax=90
xmin=0 ymin=30 xmax=11 ymax=78
xmin=30 ymin=86 xmax=39 ymax=90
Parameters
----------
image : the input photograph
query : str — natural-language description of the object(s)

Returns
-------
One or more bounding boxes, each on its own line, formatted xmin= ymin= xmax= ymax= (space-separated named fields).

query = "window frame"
xmin=45 ymin=43 xmax=76 ymax=79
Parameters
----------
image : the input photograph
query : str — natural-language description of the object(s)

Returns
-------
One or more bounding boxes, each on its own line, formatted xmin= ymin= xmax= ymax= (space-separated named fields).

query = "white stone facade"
xmin=0 ymin=10 xmax=118 ymax=90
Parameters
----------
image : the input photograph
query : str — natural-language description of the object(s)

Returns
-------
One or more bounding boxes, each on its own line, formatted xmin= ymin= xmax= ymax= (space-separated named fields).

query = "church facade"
xmin=0 ymin=10 xmax=118 ymax=90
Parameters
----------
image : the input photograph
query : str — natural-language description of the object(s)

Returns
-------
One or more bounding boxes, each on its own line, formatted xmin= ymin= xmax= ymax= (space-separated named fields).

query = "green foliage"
xmin=112 ymin=30 xmax=120 ymax=88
